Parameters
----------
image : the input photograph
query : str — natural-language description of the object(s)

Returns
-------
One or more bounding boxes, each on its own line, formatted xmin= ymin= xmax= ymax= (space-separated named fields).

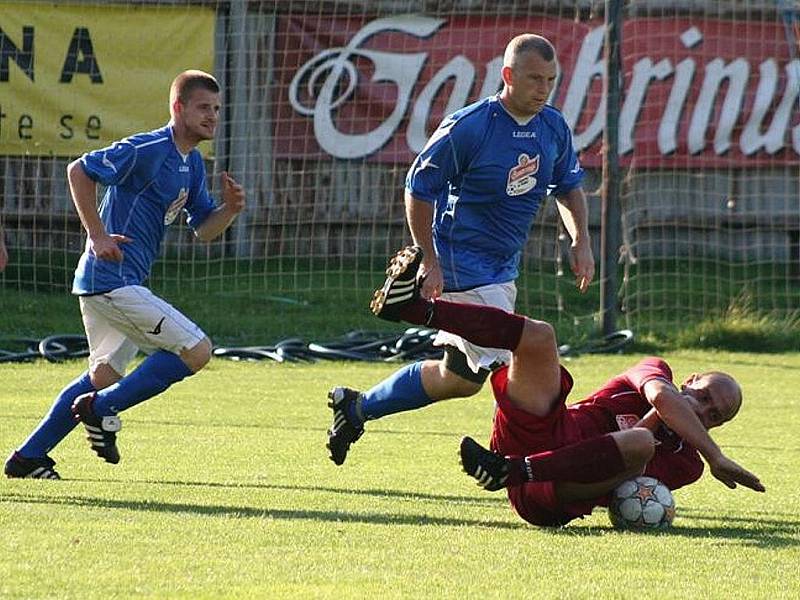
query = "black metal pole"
xmin=601 ymin=0 xmax=623 ymax=335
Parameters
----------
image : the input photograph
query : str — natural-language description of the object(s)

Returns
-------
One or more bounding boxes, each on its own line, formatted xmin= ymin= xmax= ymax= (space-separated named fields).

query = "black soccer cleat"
xmin=327 ymin=387 xmax=365 ymax=466
xmin=370 ymin=245 xmax=424 ymax=322
xmin=4 ymin=452 xmax=61 ymax=480
xmin=459 ymin=436 xmax=511 ymax=492
xmin=71 ymin=393 xmax=122 ymax=465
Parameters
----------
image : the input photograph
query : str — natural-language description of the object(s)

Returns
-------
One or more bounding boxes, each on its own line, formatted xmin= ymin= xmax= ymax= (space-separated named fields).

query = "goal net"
xmin=1 ymin=0 xmax=798 ymax=343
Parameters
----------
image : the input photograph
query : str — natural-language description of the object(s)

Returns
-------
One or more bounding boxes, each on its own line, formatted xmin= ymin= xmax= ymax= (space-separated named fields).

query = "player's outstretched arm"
xmin=195 ymin=171 xmax=246 ymax=242
xmin=709 ymin=454 xmax=765 ymax=492
xmin=644 ymin=379 xmax=765 ymax=493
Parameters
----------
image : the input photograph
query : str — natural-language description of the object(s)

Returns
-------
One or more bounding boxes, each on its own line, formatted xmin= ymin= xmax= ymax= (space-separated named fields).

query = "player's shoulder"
xmin=450 ymin=96 xmax=496 ymax=122
xmin=539 ymin=104 xmax=568 ymax=122
xmin=419 ymin=97 xmax=494 ymax=154
xmin=536 ymin=105 xmax=571 ymax=135
xmin=641 ymin=356 xmax=671 ymax=370
xmin=631 ymin=356 xmax=674 ymax=383
xmin=120 ymin=125 xmax=174 ymax=157
xmin=440 ymin=96 xmax=500 ymax=137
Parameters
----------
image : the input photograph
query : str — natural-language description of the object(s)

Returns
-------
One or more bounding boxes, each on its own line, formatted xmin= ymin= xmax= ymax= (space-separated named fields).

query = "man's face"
xmin=504 ymin=51 xmax=557 ymax=117
xmin=681 ymin=373 xmax=740 ymax=429
xmin=175 ymin=88 xmax=221 ymax=141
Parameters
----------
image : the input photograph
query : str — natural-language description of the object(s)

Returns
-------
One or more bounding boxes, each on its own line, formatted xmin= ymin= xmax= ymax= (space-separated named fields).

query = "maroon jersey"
xmin=490 ymin=357 xmax=704 ymax=525
xmin=569 ymin=357 xmax=705 ymax=491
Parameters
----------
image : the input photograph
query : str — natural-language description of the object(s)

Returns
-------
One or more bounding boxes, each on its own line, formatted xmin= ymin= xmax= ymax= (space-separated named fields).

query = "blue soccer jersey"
xmin=72 ymin=125 xmax=216 ymax=295
xmin=405 ymin=95 xmax=584 ymax=291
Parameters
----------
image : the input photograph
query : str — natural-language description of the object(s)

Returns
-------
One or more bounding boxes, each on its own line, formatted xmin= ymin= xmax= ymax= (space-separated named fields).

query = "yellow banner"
xmin=0 ymin=3 xmax=215 ymax=156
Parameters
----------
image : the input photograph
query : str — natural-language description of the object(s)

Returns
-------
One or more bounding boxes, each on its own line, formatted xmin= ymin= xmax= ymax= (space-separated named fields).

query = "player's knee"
xmin=181 ymin=337 xmax=212 ymax=373
xmin=89 ymin=363 xmax=123 ymax=390
xmin=621 ymin=428 xmax=656 ymax=469
xmin=440 ymin=369 xmax=483 ymax=397
xmin=517 ymin=319 xmax=556 ymax=355
xmin=455 ymin=378 xmax=483 ymax=397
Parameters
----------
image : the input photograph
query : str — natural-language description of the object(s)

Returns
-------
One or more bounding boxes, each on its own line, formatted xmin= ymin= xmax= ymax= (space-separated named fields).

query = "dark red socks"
xmin=398 ymin=298 xmax=526 ymax=351
xmin=507 ymin=434 xmax=627 ymax=485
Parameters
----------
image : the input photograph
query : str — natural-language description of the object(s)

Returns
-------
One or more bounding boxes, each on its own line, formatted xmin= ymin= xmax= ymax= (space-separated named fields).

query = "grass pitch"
xmin=1 ymin=352 xmax=799 ymax=599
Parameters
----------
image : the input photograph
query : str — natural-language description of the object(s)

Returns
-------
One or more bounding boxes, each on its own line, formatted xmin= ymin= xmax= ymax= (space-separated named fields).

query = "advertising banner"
xmin=275 ymin=15 xmax=800 ymax=167
xmin=0 ymin=3 xmax=215 ymax=156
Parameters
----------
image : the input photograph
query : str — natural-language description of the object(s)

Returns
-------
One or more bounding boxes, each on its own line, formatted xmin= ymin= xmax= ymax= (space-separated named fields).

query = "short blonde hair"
xmin=503 ymin=34 xmax=556 ymax=69
xmin=169 ymin=70 xmax=219 ymax=115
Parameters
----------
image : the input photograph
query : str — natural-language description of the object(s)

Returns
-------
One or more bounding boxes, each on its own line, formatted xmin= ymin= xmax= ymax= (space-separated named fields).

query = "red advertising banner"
xmin=274 ymin=14 xmax=800 ymax=167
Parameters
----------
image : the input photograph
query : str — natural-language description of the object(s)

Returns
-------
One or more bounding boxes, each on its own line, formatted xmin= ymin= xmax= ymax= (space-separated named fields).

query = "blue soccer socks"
xmin=17 ymin=371 xmax=95 ymax=458
xmin=359 ymin=361 xmax=433 ymax=422
xmin=92 ymin=350 xmax=194 ymax=416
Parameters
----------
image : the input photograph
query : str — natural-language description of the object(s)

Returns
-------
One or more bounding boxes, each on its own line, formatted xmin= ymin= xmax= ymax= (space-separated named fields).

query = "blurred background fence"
xmin=1 ymin=0 xmax=798 ymax=344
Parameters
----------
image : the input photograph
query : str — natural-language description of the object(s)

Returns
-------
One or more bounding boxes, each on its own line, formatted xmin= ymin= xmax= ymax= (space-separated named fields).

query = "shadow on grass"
xmin=677 ymin=506 xmax=800 ymax=528
xmin=549 ymin=508 xmax=799 ymax=549
xmin=61 ymin=478 xmax=508 ymax=507
xmin=0 ymin=414 xmax=461 ymax=438
xmin=3 ymin=487 xmax=796 ymax=547
xmin=0 ymin=492 xmax=525 ymax=531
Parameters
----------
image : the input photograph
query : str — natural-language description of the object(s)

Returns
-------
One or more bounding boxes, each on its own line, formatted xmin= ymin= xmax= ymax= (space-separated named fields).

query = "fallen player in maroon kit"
xmin=367 ymin=246 xmax=765 ymax=526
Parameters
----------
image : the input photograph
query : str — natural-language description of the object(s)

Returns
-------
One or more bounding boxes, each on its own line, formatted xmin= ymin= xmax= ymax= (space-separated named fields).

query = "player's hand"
xmin=90 ymin=232 xmax=131 ymax=262
xmin=569 ymin=239 xmax=595 ymax=293
xmin=221 ymin=171 xmax=245 ymax=214
xmin=710 ymin=455 xmax=765 ymax=492
xmin=419 ymin=261 xmax=443 ymax=300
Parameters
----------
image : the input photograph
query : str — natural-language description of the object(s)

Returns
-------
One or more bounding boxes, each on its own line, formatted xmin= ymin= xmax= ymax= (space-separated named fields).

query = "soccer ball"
xmin=608 ymin=476 xmax=676 ymax=530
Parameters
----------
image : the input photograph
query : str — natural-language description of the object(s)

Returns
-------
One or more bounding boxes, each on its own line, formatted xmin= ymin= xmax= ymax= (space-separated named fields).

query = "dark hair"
xmin=169 ymin=70 xmax=219 ymax=107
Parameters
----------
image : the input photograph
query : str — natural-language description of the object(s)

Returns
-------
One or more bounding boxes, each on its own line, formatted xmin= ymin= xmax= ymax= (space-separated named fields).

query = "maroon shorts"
xmin=489 ymin=365 xmax=597 ymax=526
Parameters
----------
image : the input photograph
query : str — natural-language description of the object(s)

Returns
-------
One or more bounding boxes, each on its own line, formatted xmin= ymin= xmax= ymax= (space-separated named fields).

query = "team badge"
xmin=506 ymin=153 xmax=539 ymax=196
xmin=164 ymin=188 xmax=188 ymax=225
xmin=615 ymin=414 xmax=639 ymax=430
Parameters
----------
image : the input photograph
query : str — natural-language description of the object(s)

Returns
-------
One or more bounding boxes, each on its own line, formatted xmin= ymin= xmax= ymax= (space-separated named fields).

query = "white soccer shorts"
xmin=79 ymin=285 xmax=207 ymax=375
xmin=433 ymin=280 xmax=517 ymax=374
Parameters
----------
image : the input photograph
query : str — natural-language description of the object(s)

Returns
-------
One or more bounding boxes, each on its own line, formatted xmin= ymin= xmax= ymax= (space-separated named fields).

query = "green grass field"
xmin=2 ymin=353 xmax=799 ymax=599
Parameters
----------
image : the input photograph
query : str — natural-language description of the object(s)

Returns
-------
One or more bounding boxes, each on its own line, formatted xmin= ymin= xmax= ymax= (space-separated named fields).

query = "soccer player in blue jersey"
xmin=4 ymin=70 xmax=245 ymax=479
xmin=327 ymin=34 xmax=594 ymax=466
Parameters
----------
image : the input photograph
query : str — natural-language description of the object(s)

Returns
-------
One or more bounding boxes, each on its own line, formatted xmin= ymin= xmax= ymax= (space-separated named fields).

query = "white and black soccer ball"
xmin=608 ymin=476 xmax=676 ymax=530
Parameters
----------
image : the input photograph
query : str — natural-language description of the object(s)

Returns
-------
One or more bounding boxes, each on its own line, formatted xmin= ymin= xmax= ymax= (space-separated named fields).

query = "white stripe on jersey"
xmin=133 ymin=136 xmax=170 ymax=150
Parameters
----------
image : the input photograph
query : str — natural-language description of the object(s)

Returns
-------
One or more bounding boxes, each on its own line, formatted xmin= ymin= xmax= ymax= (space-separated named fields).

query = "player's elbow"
xmin=649 ymin=388 xmax=680 ymax=416
xmin=66 ymin=159 xmax=86 ymax=184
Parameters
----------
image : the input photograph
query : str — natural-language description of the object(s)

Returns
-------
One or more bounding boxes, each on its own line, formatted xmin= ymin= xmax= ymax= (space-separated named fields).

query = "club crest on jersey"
xmin=615 ymin=414 xmax=639 ymax=430
xmin=506 ymin=153 xmax=539 ymax=196
xmin=164 ymin=188 xmax=188 ymax=225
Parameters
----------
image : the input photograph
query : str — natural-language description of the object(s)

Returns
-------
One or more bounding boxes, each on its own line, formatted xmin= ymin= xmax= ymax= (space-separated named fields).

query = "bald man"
xmin=372 ymin=246 xmax=765 ymax=527
xmin=327 ymin=34 xmax=594 ymax=466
